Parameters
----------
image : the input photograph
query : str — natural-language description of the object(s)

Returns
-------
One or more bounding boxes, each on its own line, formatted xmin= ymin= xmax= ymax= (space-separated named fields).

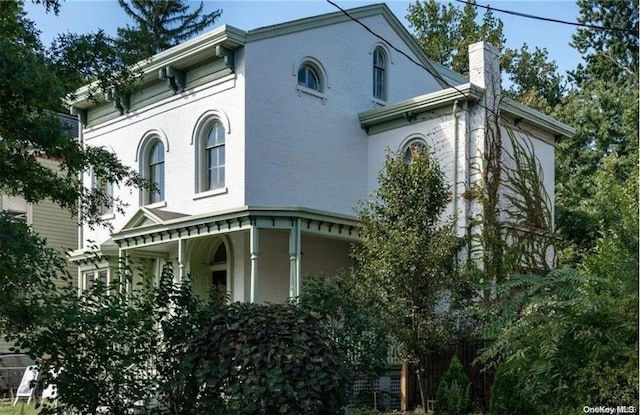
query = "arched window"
xmin=403 ymin=139 xmax=428 ymax=164
xmin=373 ymin=47 xmax=387 ymax=100
xmin=205 ymin=121 xmax=225 ymax=190
xmin=195 ymin=118 xmax=226 ymax=193
xmin=147 ymin=140 xmax=165 ymax=204
xmin=298 ymin=63 xmax=320 ymax=91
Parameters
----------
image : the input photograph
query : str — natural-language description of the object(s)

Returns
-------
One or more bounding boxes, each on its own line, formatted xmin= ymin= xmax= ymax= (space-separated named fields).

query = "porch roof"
xmin=113 ymin=206 xmax=361 ymax=249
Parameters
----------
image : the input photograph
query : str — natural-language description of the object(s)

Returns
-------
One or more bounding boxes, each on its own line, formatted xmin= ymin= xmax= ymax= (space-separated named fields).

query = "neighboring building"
xmin=68 ymin=4 xmax=573 ymax=303
xmin=0 ymin=114 xmax=79 ymax=355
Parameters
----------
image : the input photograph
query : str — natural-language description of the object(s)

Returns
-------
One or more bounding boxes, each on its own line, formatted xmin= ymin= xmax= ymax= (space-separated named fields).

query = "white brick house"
xmin=68 ymin=4 xmax=573 ymax=302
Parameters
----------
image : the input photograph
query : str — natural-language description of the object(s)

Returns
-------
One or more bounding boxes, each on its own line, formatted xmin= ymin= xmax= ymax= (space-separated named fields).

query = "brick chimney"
xmin=468 ymin=41 xmax=501 ymax=116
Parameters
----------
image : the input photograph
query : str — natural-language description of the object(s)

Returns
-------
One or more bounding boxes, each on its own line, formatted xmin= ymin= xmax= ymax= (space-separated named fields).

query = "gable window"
xmin=373 ymin=47 xmax=386 ymax=100
xmin=298 ymin=64 xmax=320 ymax=91
xmin=205 ymin=122 xmax=225 ymax=190
xmin=147 ymin=140 xmax=165 ymax=204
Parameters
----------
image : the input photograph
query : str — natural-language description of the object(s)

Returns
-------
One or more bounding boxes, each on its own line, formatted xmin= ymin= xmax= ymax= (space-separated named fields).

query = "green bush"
xmin=489 ymin=363 xmax=538 ymax=415
xmin=190 ymin=301 xmax=349 ymax=414
xmin=434 ymin=357 xmax=472 ymax=415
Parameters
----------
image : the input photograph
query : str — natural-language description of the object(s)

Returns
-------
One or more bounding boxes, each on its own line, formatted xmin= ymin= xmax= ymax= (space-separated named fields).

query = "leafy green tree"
xmin=570 ymin=0 xmax=638 ymax=86
xmin=406 ymin=1 xmax=563 ymax=115
xmin=117 ymin=0 xmax=221 ymax=64
xmin=477 ymin=268 xmax=638 ymax=413
xmin=0 ymin=1 xmax=150 ymax=335
xmin=300 ymin=273 xmax=391 ymax=400
xmin=434 ymin=357 xmax=472 ymax=415
xmin=502 ymin=44 xmax=564 ymax=113
xmin=407 ymin=0 xmax=505 ymax=75
xmin=554 ymin=0 xmax=638 ymax=266
xmin=353 ymin=149 xmax=462 ymax=408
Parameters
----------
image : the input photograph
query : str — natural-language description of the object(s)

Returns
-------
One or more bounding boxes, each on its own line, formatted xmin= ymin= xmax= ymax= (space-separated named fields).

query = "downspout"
xmin=452 ymin=100 xmax=460 ymax=233
xmin=75 ymin=112 xmax=84 ymax=292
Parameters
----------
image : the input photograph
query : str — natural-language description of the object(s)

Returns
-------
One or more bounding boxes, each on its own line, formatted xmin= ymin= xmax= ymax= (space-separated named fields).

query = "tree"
xmin=406 ymin=1 xmax=564 ymax=114
xmin=554 ymin=0 xmax=638 ymax=265
xmin=476 ymin=268 xmax=638 ymax=413
xmin=117 ymin=0 xmax=221 ymax=64
xmin=353 ymin=148 xmax=462 ymax=408
xmin=0 ymin=1 xmax=150 ymax=333
xmin=406 ymin=0 xmax=505 ymax=75
xmin=299 ymin=273 xmax=391 ymax=404
xmin=502 ymin=44 xmax=564 ymax=113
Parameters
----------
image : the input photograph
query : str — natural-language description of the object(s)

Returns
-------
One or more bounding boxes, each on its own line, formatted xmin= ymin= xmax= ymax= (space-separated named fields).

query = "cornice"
xmin=359 ymin=83 xmax=483 ymax=130
xmin=70 ymin=25 xmax=246 ymax=109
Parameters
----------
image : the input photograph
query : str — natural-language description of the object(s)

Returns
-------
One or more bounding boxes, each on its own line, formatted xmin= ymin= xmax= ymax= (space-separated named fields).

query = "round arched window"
xmin=403 ymin=139 xmax=428 ymax=164
xmin=298 ymin=64 xmax=320 ymax=91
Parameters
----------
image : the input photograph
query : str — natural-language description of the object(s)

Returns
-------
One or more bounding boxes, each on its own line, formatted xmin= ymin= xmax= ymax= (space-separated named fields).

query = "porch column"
xmin=288 ymin=219 xmax=302 ymax=300
xmin=250 ymin=224 xmax=259 ymax=303
xmin=177 ymin=238 xmax=186 ymax=283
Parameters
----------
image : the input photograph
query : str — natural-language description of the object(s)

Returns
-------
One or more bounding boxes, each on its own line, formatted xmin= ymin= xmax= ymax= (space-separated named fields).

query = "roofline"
xmin=247 ymin=3 xmax=446 ymax=88
xmin=501 ymin=97 xmax=575 ymax=138
xmin=359 ymin=83 xmax=484 ymax=129
xmin=69 ymin=25 xmax=246 ymax=108
xmin=112 ymin=206 xmax=359 ymax=242
xmin=359 ymin=83 xmax=575 ymax=139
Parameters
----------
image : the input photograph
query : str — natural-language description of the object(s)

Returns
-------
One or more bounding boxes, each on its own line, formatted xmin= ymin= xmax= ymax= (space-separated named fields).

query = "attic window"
xmin=298 ymin=64 xmax=321 ymax=91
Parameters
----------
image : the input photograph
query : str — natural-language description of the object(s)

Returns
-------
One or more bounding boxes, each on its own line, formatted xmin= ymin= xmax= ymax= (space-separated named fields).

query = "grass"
xmin=0 ymin=402 xmax=38 ymax=415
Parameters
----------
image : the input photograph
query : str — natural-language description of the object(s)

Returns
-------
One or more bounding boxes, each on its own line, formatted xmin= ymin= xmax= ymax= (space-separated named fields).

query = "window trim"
xmin=401 ymin=136 xmax=430 ymax=164
xmin=192 ymin=110 xmax=231 ymax=195
xmin=293 ymin=57 xmax=328 ymax=99
xmin=137 ymin=132 xmax=168 ymax=206
xmin=373 ymin=47 xmax=387 ymax=101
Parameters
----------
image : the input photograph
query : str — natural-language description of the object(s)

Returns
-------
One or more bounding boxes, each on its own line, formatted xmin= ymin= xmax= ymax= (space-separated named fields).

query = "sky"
xmin=23 ymin=0 xmax=584 ymax=78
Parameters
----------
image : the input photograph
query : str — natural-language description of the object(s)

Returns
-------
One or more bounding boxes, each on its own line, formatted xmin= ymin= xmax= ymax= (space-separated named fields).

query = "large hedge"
xmin=189 ymin=302 xmax=349 ymax=415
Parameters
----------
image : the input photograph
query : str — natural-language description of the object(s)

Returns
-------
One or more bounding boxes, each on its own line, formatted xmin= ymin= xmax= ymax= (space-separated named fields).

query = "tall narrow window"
xmin=98 ymin=179 xmax=113 ymax=215
xmin=373 ymin=48 xmax=386 ymax=100
xmin=148 ymin=141 xmax=165 ymax=203
xmin=206 ymin=122 xmax=225 ymax=190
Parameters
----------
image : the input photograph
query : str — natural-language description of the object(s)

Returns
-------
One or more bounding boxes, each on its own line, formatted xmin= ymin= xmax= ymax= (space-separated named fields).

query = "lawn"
xmin=0 ymin=403 xmax=38 ymax=415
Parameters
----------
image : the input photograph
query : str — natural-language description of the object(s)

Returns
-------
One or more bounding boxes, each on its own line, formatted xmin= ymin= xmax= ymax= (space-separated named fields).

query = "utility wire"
xmin=325 ymin=0 xmax=500 ymax=116
xmin=456 ymin=0 xmax=637 ymax=36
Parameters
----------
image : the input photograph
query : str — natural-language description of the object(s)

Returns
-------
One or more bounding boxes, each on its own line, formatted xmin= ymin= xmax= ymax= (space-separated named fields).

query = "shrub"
xmin=434 ymin=357 xmax=472 ymax=415
xmin=190 ymin=302 xmax=349 ymax=414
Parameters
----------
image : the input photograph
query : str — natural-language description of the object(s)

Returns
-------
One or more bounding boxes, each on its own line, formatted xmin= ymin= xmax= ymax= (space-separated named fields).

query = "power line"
xmin=325 ymin=0 xmax=500 ymax=116
xmin=456 ymin=0 xmax=637 ymax=36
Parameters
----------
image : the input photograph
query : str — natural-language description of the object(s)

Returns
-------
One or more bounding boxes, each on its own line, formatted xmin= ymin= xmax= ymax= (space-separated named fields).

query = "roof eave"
xmin=359 ymin=83 xmax=483 ymax=129
xmin=501 ymin=97 xmax=575 ymax=139
xmin=69 ymin=25 xmax=246 ymax=109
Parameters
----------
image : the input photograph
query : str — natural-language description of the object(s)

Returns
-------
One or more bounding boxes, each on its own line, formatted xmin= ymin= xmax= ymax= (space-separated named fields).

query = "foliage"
xmin=488 ymin=363 xmax=537 ymax=415
xmin=0 ymin=214 xmax=67 ymax=336
xmin=476 ymin=268 xmax=638 ymax=412
xmin=189 ymin=301 xmax=348 ymax=415
xmin=353 ymin=149 xmax=462 ymax=407
xmin=570 ymin=0 xmax=638 ymax=86
xmin=299 ymin=273 xmax=391 ymax=388
xmin=406 ymin=0 xmax=505 ymax=74
xmin=554 ymin=0 xmax=639 ymax=265
xmin=434 ymin=357 xmax=472 ymax=415
xmin=117 ymin=0 xmax=221 ymax=64
xmin=502 ymin=44 xmax=564 ymax=112
xmin=8 ymin=260 xmax=158 ymax=415
xmin=0 ymin=1 xmax=149 ymax=229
